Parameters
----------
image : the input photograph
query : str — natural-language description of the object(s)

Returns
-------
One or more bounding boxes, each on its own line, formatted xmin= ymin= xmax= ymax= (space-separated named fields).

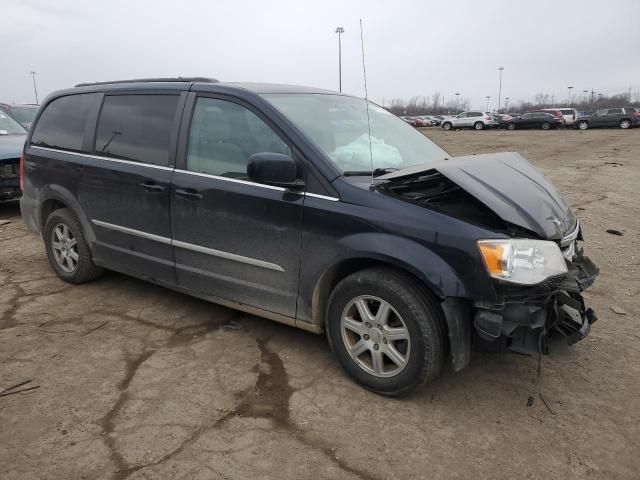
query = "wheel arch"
xmin=38 ymin=185 xmax=96 ymax=244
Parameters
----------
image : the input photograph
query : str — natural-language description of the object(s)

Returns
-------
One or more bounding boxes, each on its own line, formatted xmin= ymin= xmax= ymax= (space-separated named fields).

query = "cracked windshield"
xmin=263 ymin=93 xmax=449 ymax=173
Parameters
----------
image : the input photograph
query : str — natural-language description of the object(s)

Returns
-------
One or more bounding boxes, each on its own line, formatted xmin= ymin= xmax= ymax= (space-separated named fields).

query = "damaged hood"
xmin=0 ymin=134 xmax=26 ymax=161
xmin=378 ymin=152 xmax=575 ymax=239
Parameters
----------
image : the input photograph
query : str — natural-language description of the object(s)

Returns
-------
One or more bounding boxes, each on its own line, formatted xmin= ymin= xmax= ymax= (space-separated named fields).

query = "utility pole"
xmin=497 ymin=67 xmax=504 ymax=112
xmin=30 ymin=71 xmax=39 ymax=104
xmin=583 ymin=89 xmax=588 ymax=105
xmin=590 ymin=89 xmax=595 ymax=105
xmin=335 ymin=27 xmax=344 ymax=92
xmin=567 ymin=86 xmax=573 ymax=105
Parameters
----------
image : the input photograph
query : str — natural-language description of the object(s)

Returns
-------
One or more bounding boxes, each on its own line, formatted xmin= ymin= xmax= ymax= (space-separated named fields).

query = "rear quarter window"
xmin=31 ymin=93 xmax=100 ymax=152
xmin=94 ymin=94 xmax=179 ymax=166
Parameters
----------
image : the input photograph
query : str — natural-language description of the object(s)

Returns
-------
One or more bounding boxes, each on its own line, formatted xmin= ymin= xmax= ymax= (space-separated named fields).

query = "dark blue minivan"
xmin=20 ymin=78 xmax=598 ymax=395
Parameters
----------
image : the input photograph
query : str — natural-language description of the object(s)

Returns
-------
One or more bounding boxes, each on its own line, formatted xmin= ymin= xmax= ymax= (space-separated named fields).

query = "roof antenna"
xmin=359 ymin=18 xmax=375 ymax=191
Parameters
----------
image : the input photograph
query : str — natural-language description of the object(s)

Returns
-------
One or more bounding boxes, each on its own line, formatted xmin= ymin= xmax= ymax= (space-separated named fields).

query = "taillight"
xmin=19 ymin=152 xmax=25 ymax=191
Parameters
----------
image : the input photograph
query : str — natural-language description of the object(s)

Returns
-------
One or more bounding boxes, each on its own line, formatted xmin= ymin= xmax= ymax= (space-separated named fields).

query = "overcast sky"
xmin=3 ymin=0 xmax=639 ymax=110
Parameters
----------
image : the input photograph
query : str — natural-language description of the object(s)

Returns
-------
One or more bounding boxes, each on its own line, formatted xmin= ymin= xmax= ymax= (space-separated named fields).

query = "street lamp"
xmin=504 ymin=97 xmax=510 ymax=112
xmin=485 ymin=96 xmax=491 ymax=112
xmin=455 ymin=92 xmax=460 ymax=113
xmin=583 ymin=89 xmax=588 ymax=104
xmin=567 ymin=86 xmax=574 ymax=105
xmin=497 ymin=67 xmax=504 ymax=112
xmin=335 ymin=27 xmax=344 ymax=92
xmin=30 ymin=71 xmax=39 ymax=104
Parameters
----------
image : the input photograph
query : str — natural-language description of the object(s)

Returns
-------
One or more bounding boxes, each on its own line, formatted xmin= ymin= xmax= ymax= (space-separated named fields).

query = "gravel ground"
xmin=1 ymin=128 xmax=639 ymax=479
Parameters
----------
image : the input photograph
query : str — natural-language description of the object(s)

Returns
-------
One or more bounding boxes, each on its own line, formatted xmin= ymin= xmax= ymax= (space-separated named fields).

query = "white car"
xmin=441 ymin=111 xmax=498 ymax=130
xmin=539 ymin=108 xmax=579 ymax=126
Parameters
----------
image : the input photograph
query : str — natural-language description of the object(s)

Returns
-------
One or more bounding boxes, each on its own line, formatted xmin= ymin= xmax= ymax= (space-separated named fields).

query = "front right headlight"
xmin=477 ymin=239 xmax=567 ymax=285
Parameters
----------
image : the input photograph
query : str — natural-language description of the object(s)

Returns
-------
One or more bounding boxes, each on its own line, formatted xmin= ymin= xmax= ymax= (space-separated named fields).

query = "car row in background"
xmin=0 ymin=108 xmax=27 ymax=201
xmin=0 ymin=103 xmax=38 ymax=129
xmin=441 ymin=111 xmax=498 ymax=130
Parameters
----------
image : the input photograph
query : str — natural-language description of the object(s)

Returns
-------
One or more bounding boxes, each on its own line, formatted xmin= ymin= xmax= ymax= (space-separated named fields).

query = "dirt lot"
xmin=1 ymin=128 xmax=639 ymax=480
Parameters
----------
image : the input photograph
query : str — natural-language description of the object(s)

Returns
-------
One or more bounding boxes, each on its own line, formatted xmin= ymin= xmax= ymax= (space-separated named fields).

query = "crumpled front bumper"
xmin=473 ymin=250 xmax=599 ymax=355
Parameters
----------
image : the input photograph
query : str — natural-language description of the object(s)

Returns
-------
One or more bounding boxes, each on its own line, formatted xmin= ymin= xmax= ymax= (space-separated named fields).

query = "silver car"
xmin=441 ymin=111 xmax=498 ymax=130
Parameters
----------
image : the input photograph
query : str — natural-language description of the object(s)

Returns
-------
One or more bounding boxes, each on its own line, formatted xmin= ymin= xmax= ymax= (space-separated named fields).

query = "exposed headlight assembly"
xmin=477 ymin=239 xmax=567 ymax=285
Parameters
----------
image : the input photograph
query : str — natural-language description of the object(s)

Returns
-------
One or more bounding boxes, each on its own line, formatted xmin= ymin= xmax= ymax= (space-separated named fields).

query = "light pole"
xmin=455 ymin=92 xmax=460 ymax=113
xmin=567 ymin=86 xmax=573 ymax=105
xmin=497 ymin=67 xmax=504 ymax=112
xmin=583 ymin=89 xmax=588 ymax=105
xmin=335 ymin=27 xmax=344 ymax=92
xmin=504 ymin=97 xmax=510 ymax=112
xmin=30 ymin=71 xmax=39 ymax=104
xmin=485 ymin=96 xmax=491 ymax=112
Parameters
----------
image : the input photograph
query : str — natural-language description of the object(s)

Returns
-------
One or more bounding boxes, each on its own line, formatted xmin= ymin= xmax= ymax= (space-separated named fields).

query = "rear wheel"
xmin=577 ymin=120 xmax=589 ymax=130
xmin=44 ymin=208 xmax=103 ymax=284
xmin=442 ymin=122 xmax=452 ymax=131
xmin=620 ymin=119 xmax=631 ymax=129
xmin=474 ymin=121 xmax=484 ymax=130
xmin=541 ymin=122 xmax=551 ymax=130
xmin=507 ymin=123 xmax=516 ymax=130
xmin=326 ymin=268 xmax=446 ymax=396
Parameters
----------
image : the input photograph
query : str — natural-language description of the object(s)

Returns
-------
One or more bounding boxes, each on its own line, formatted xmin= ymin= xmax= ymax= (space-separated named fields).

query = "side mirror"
xmin=247 ymin=152 xmax=301 ymax=188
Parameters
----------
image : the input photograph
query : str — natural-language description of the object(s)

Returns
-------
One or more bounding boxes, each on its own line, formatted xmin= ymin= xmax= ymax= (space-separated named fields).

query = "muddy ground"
xmin=1 ymin=128 xmax=639 ymax=479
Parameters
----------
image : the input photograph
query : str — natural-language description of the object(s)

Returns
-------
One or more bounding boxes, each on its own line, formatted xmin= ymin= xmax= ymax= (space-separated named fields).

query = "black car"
xmin=20 ymin=78 xmax=598 ymax=396
xmin=504 ymin=112 xmax=564 ymax=130
xmin=0 ymin=109 xmax=27 ymax=201
xmin=576 ymin=107 xmax=640 ymax=130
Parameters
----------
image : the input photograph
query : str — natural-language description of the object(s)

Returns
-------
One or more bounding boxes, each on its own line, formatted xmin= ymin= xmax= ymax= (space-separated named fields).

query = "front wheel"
xmin=620 ymin=119 xmax=631 ymax=129
xmin=577 ymin=120 xmax=589 ymax=130
xmin=326 ymin=268 xmax=446 ymax=396
xmin=442 ymin=122 xmax=452 ymax=131
xmin=44 ymin=208 xmax=103 ymax=283
xmin=474 ymin=121 xmax=484 ymax=130
xmin=541 ymin=122 xmax=550 ymax=130
xmin=507 ymin=123 xmax=516 ymax=130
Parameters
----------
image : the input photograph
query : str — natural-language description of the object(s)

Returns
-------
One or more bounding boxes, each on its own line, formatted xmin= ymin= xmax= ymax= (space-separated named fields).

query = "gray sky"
xmin=3 ymin=0 xmax=639 ymax=110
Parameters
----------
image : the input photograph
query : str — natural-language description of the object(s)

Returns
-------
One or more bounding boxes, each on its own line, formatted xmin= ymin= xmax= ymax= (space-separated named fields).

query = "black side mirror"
xmin=247 ymin=152 xmax=301 ymax=188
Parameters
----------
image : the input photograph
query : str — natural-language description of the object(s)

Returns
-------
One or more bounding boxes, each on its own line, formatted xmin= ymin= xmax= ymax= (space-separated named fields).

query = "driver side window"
xmin=187 ymin=98 xmax=291 ymax=179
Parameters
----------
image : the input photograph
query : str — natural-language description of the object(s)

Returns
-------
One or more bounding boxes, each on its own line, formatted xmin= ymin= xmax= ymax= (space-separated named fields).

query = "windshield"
xmin=0 ymin=110 xmax=27 ymax=135
xmin=9 ymin=106 xmax=37 ymax=124
xmin=262 ymin=94 xmax=449 ymax=173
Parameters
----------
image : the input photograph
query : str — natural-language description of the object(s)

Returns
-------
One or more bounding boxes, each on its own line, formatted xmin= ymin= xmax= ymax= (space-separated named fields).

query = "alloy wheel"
xmin=51 ymin=223 xmax=79 ymax=273
xmin=340 ymin=295 xmax=411 ymax=378
xmin=620 ymin=120 xmax=631 ymax=129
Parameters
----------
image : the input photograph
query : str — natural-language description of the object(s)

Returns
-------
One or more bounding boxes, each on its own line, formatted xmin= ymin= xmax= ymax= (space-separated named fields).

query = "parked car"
xmin=539 ymin=108 xmax=579 ymax=127
xmin=504 ymin=112 xmax=564 ymax=130
xmin=415 ymin=116 xmax=435 ymax=126
xmin=400 ymin=116 xmax=417 ymax=126
xmin=412 ymin=117 xmax=430 ymax=127
xmin=21 ymin=78 xmax=599 ymax=396
xmin=575 ymin=107 xmax=640 ymax=130
xmin=0 ymin=109 xmax=27 ymax=201
xmin=491 ymin=113 xmax=513 ymax=127
xmin=0 ymin=103 xmax=39 ymax=129
xmin=441 ymin=111 xmax=498 ymax=130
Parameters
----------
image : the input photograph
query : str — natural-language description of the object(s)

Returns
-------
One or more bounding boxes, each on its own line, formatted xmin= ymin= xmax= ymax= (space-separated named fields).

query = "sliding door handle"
xmin=175 ymin=188 xmax=203 ymax=200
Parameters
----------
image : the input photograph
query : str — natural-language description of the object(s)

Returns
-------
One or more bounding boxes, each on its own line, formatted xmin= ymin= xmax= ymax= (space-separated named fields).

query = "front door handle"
xmin=140 ymin=181 xmax=165 ymax=193
xmin=175 ymin=188 xmax=203 ymax=200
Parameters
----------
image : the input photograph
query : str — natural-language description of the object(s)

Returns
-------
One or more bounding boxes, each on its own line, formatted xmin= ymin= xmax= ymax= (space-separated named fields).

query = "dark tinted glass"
xmin=607 ymin=108 xmax=623 ymax=114
xmin=31 ymin=93 xmax=99 ymax=152
xmin=95 ymin=95 xmax=179 ymax=166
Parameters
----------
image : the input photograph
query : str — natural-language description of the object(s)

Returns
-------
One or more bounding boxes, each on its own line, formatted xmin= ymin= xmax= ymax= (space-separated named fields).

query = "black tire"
xmin=620 ymin=119 xmax=631 ymax=129
xmin=541 ymin=122 xmax=550 ymax=130
xmin=326 ymin=267 xmax=446 ymax=396
xmin=507 ymin=123 xmax=516 ymax=130
xmin=43 ymin=208 xmax=103 ymax=284
xmin=474 ymin=121 xmax=484 ymax=130
xmin=442 ymin=122 xmax=452 ymax=131
xmin=577 ymin=120 xmax=589 ymax=130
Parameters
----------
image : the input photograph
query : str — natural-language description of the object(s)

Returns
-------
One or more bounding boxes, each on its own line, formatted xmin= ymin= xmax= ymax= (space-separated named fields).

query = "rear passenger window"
xmin=95 ymin=95 xmax=179 ymax=166
xmin=607 ymin=108 xmax=623 ymax=114
xmin=31 ymin=93 xmax=100 ymax=152
xmin=187 ymin=97 xmax=290 ymax=179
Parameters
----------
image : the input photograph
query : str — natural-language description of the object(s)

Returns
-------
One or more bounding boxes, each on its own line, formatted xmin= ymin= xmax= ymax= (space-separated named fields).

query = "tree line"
xmin=384 ymin=91 xmax=640 ymax=116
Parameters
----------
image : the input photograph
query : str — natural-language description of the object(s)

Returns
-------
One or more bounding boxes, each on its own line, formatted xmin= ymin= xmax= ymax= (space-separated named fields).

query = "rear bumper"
xmin=472 ymin=251 xmax=599 ymax=355
xmin=0 ymin=178 xmax=20 ymax=201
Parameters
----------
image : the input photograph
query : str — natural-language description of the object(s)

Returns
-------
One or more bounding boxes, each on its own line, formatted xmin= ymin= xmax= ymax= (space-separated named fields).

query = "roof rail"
xmin=74 ymin=77 xmax=219 ymax=87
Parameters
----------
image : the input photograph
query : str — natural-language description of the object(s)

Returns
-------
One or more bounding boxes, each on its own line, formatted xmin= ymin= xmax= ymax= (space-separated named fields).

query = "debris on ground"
xmin=605 ymin=229 xmax=624 ymax=236
xmin=219 ymin=320 xmax=243 ymax=331
xmin=0 ymin=219 xmax=11 ymax=226
xmin=610 ymin=306 xmax=627 ymax=315
xmin=0 ymin=380 xmax=40 ymax=398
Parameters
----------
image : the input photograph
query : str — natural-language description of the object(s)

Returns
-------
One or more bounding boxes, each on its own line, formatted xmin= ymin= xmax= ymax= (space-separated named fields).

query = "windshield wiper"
xmin=343 ymin=167 xmax=399 ymax=177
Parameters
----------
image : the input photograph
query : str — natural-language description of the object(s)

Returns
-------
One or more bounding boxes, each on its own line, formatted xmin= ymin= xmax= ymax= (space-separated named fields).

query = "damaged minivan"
xmin=21 ymin=79 xmax=598 ymax=396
